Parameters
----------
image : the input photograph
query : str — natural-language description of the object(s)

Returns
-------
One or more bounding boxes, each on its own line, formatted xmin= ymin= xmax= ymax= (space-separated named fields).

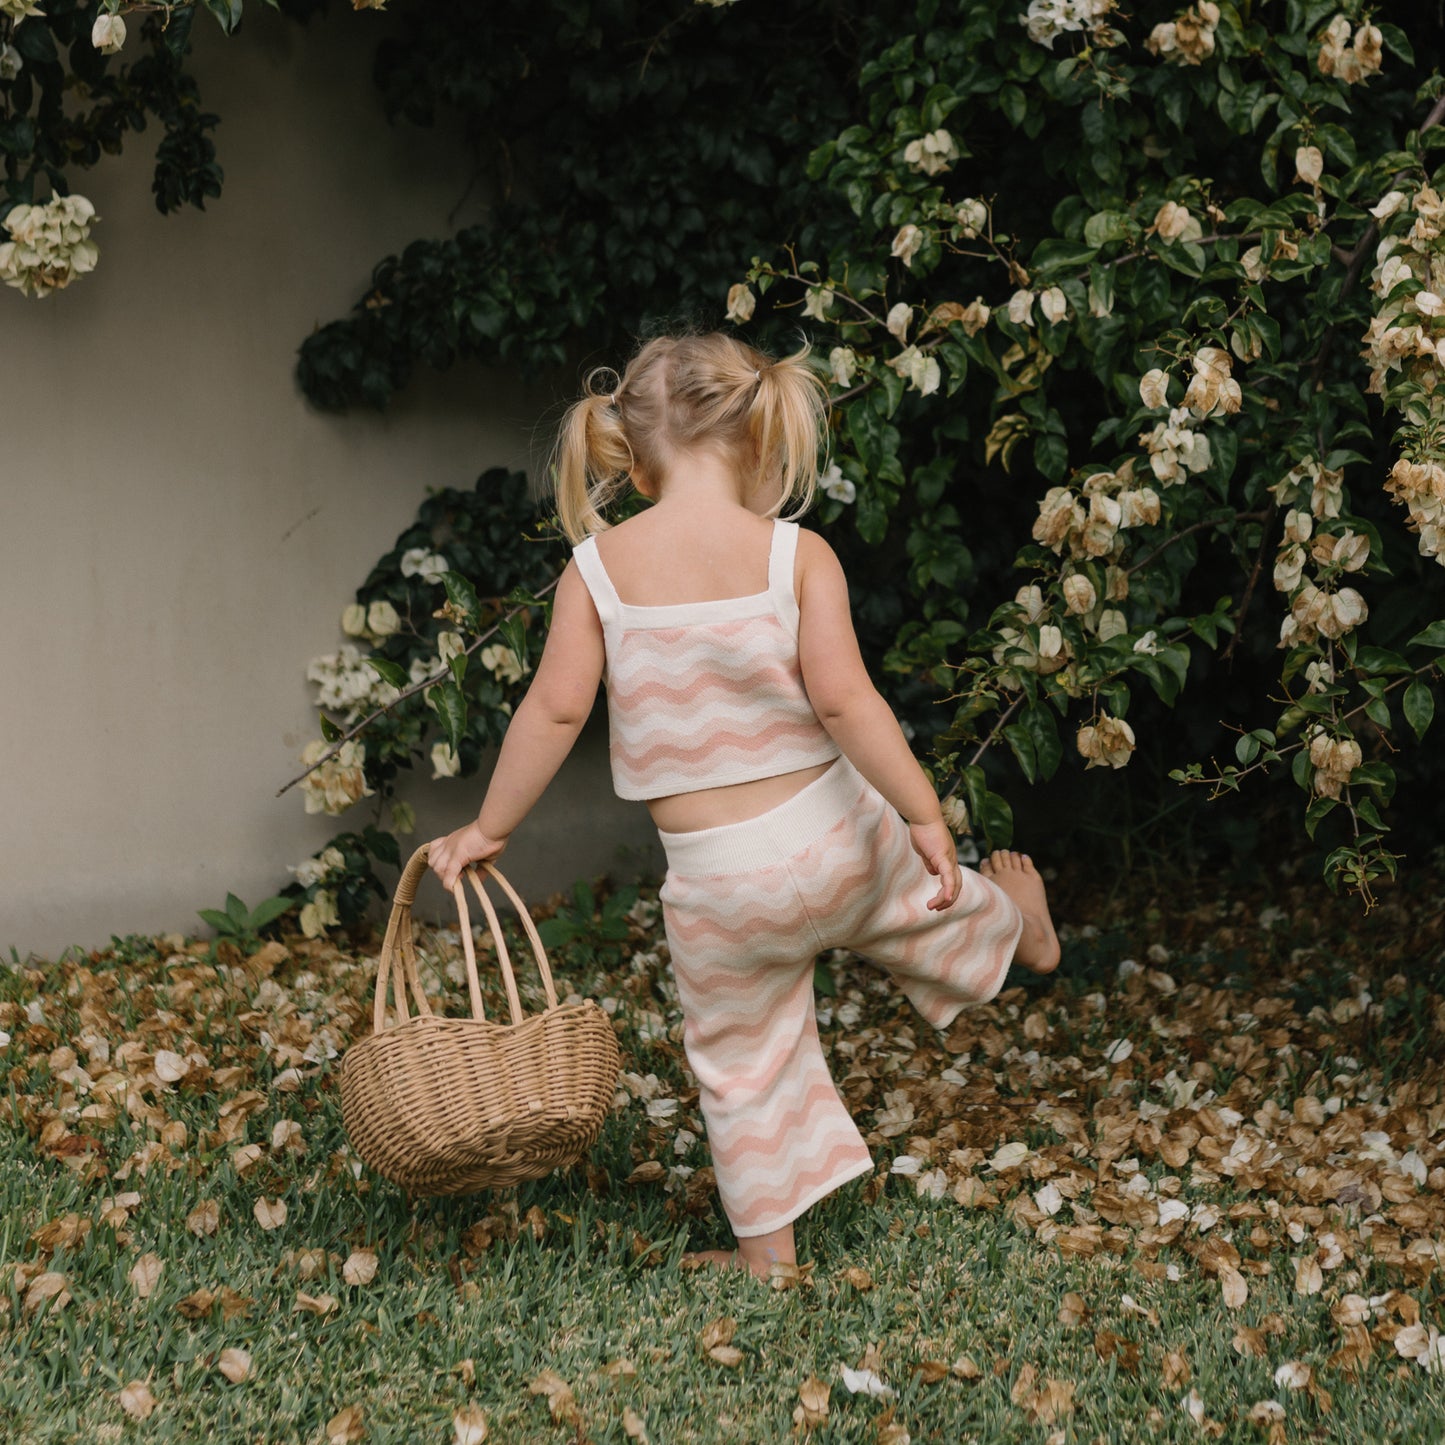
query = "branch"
xmin=966 ymin=693 xmax=1024 ymax=768
xmin=275 ymin=576 xmax=561 ymax=798
xmin=1126 ymin=508 xmax=1269 ymax=577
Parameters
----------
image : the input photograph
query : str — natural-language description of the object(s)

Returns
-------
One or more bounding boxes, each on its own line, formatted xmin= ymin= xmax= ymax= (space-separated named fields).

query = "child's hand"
xmin=428 ymin=822 xmax=508 ymax=893
xmin=908 ymin=819 xmax=961 ymax=911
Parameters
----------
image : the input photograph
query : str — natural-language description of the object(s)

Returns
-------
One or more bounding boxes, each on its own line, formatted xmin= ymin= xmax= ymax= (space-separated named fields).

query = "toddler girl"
xmin=429 ymin=332 xmax=1059 ymax=1278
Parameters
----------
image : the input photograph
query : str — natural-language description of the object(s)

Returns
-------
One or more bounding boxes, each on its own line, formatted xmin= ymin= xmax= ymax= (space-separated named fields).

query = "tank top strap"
xmin=572 ymin=535 xmax=622 ymax=629
xmin=766 ymin=519 xmax=801 ymax=633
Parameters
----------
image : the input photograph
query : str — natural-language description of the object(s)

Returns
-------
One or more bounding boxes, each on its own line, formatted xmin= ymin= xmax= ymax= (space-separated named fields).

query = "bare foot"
xmin=978 ymin=850 xmax=1061 ymax=975
xmin=682 ymin=1223 xmax=796 ymax=1280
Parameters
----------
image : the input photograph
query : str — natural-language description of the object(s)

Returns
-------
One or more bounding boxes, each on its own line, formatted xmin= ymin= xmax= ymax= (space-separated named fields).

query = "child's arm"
xmin=795 ymin=530 xmax=961 ymax=911
xmin=428 ymin=560 xmax=605 ymax=891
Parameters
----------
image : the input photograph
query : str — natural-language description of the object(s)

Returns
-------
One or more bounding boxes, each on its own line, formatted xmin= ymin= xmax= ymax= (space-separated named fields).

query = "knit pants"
xmin=657 ymin=756 xmax=1024 ymax=1237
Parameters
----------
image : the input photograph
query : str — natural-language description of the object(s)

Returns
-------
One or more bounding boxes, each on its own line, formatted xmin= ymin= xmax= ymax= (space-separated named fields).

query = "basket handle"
xmin=370 ymin=843 xmax=560 ymax=1033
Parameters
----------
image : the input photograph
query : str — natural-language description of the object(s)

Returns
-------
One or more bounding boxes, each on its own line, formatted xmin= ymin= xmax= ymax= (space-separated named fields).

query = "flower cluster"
xmin=341 ymin=600 xmax=402 ymax=640
xmin=1152 ymin=200 xmax=1203 ymax=244
xmin=1307 ymin=727 xmax=1363 ymax=799
xmin=1384 ymin=457 xmax=1445 ymax=563
xmin=298 ymin=740 xmax=372 ymax=815
xmin=91 ymin=11 xmax=126 ymax=53
xmin=1145 ymin=3 xmax=1220 ymax=66
xmin=306 ymin=643 xmax=400 ymax=723
xmin=887 ymin=345 xmax=941 ymax=396
xmin=1018 ymin=0 xmax=1116 ymax=50
xmin=1360 ymin=186 xmax=1445 ymax=396
xmin=820 ymin=463 xmax=856 ymax=505
xmin=1138 ymin=408 xmax=1213 ymax=484
xmin=726 ymin=283 xmax=755 ymax=324
xmin=1076 ymin=712 xmax=1136 ymax=769
xmin=1316 ymin=15 xmax=1382 ymax=84
xmin=289 ymin=846 xmax=347 ymax=938
xmin=902 ymin=129 xmax=958 ymax=177
xmin=398 ymin=547 xmax=449 ymax=583
xmin=0 ymin=195 xmax=100 ymax=298
xmin=1032 ymin=461 xmax=1162 ymax=560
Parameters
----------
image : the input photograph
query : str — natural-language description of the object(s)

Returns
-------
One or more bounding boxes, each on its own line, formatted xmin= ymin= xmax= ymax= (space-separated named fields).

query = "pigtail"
xmin=552 ymin=371 xmax=635 ymax=543
xmin=749 ymin=341 xmax=829 ymax=519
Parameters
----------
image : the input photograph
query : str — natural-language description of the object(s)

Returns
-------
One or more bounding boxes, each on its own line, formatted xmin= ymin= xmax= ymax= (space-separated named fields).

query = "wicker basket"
xmin=339 ymin=843 xmax=621 ymax=1196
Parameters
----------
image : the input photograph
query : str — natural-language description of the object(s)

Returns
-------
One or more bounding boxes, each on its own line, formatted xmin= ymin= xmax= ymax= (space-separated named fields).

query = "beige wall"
xmin=0 ymin=8 xmax=661 ymax=958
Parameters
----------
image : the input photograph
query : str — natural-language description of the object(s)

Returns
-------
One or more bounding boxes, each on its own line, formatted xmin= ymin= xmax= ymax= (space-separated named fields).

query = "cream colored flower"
xmin=1240 ymin=245 xmax=1266 ymax=282
xmin=891 ymin=225 xmax=923 ymax=268
xmin=886 ymin=302 xmax=912 ymax=342
xmin=903 ymin=129 xmax=958 ymax=176
xmin=1307 ymin=727 xmax=1363 ymax=798
xmin=390 ymin=800 xmax=416 ymax=835
xmin=1015 ymin=584 xmax=1046 ymax=622
xmin=1139 ymin=369 xmax=1170 ymax=409
xmin=430 ymin=741 xmax=461 ymax=780
xmin=1283 ymin=508 xmax=1313 ymax=544
xmin=829 ymin=346 xmax=857 ymax=386
xmin=0 ymin=194 xmax=99 ymax=298
xmin=0 ymin=0 xmax=44 ymax=21
xmin=480 ymin=643 xmax=526 ymax=684
xmin=1097 ymin=608 xmax=1128 ymax=641
xmin=1118 ymin=487 xmax=1161 ymax=528
xmin=1182 ymin=346 xmax=1234 ymax=417
xmin=1032 ymin=488 xmax=1083 ymax=551
xmin=91 ymin=11 xmax=125 ymax=53
xmin=958 ymin=297 xmax=991 ymax=335
xmin=1062 ymin=573 xmax=1097 ymax=614
xmin=1007 ymin=289 xmax=1036 ymax=327
xmin=886 ymin=345 xmax=941 ymax=396
xmin=725 ymin=283 xmax=755 ymax=324
xmin=299 ymin=740 xmax=373 ymax=815
xmin=367 ymin=600 xmax=399 ymax=637
xmin=940 ymin=795 xmax=970 ymax=834
xmin=437 ymin=630 xmax=465 ymax=664
xmin=1370 ymin=190 xmax=1406 ymax=221
xmin=340 ymin=603 xmax=368 ymax=637
xmin=1153 ymin=200 xmax=1202 ymax=243
xmin=1294 ymin=145 xmax=1324 ymax=187
xmin=399 ymin=548 xmax=448 ymax=582
xmin=1316 ymin=586 xmax=1367 ymax=639
xmin=1273 ymin=543 xmax=1306 ymax=593
xmin=804 ymin=285 xmax=834 ymax=319
xmin=956 ymin=198 xmax=988 ymax=237
xmin=820 ymin=463 xmax=856 ymax=505
xmin=1077 ymin=712 xmax=1136 ymax=769
xmin=1414 ymin=291 xmax=1444 ymax=318
xmin=0 ymin=44 xmax=22 ymax=80
xmin=1039 ymin=286 xmax=1068 ymax=324
xmin=1146 ymin=4 xmax=1220 ymax=66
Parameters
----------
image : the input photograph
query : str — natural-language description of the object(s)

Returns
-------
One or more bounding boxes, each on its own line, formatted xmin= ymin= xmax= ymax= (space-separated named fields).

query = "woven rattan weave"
xmin=339 ymin=844 xmax=621 ymax=1196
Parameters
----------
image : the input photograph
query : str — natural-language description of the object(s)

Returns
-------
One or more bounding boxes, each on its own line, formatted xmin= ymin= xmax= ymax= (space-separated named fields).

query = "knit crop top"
xmin=572 ymin=519 xmax=841 ymax=801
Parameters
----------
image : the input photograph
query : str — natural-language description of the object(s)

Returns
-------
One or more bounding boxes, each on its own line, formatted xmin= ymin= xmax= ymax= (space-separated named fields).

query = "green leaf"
xmin=225 ymin=893 xmax=249 ymax=926
xmin=813 ymin=960 xmax=836 ymax=997
xmin=1403 ymin=678 xmax=1435 ymax=740
xmin=367 ymin=657 xmax=408 ymax=689
xmin=433 ymin=681 xmax=468 ymax=755
xmin=1003 ymin=722 xmax=1038 ymax=784
xmin=1235 ymin=733 xmax=1260 ymax=765
xmin=1021 ymin=702 xmax=1062 ymax=780
xmin=318 ymin=715 xmax=343 ymax=743
xmin=1304 ymin=794 xmax=1336 ymax=840
xmin=1408 ymin=620 xmax=1445 ymax=650
xmin=1030 ymin=239 xmax=1098 ymax=270
xmin=442 ymin=571 xmax=482 ymax=627
xmin=247 ymin=896 xmax=294 ymax=930
xmin=197 ymin=909 xmax=236 ymax=934
xmin=202 ymin=0 xmax=244 ymax=34
xmin=1084 ymin=211 xmax=1131 ymax=248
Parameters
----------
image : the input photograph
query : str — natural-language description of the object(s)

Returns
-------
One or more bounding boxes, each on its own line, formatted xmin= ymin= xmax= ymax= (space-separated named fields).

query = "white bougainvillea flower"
xmin=891 ymin=225 xmax=922 ymax=268
xmin=1062 ymin=573 xmax=1096 ymax=614
xmin=820 ymin=463 xmax=856 ymax=505
xmin=430 ymin=740 xmax=461 ymax=780
xmin=437 ymin=630 xmax=465 ymax=664
xmin=902 ymin=128 xmax=958 ymax=176
xmin=1318 ymin=15 xmax=1382 ymax=84
xmin=1077 ymin=712 xmax=1136 ymax=769
xmin=1414 ymin=290 xmax=1444 ymax=317
xmin=940 ymin=794 xmax=970 ymax=834
xmin=956 ymin=198 xmax=988 ymax=237
xmin=1283 ymin=508 xmax=1313 ymax=543
xmin=299 ymin=740 xmax=373 ymax=815
xmin=725 ymin=282 xmax=755 ymax=324
xmin=1153 ymin=200 xmax=1202 ymax=243
xmin=803 ymin=285 xmax=834 ymax=319
xmin=1294 ymin=145 xmax=1324 ymax=186
xmin=1318 ymin=586 xmax=1367 ymax=639
xmin=887 ymin=345 xmax=941 ymax=396
xmin=1039 ymin=286 xmax=1068 ymax=323
xmin=1007 ymin=289 xmax=1036 ymax=327
xmin=1020 ymin=0 xmax=1115 ymax=49
xmin=958 ymin=297 xmax=991 ymax=334
xmin=1146 ymin=2 xmax=1220 ymax=65
xmin=480 ymin=643 xmax=526 ymax=684
xmin=1273 ymin=543 xmax=1306 ymax=593
xmin=91 ymin=11 xmax=126 ymax=53
xmin=1097 ymin=608 xmax=1128 ymax=641
xmin=366 ymin=600 xmax=399 ymax=637
xmin=0 ymin=0 xmax=44 ymax=21
xmin=1307 ymin=727 xmax=1363 ymax=797
xmin=0 ymin=194 xmax=100 ymax=298
xmin=1118 ymin=487 xmax=1161 ymax=528
xmin=0 ymin=44 xmax=22 ymax=80
xmin=1371 ymin=190 xmax=1406 ymax=221
xmin=1015 ymin=583 xmax=1046 ymax=622
xmin=1139 ymin=369 xmax=1170 ymax=408
xmin=828 ymin=346 xmax=857 ymax=386
xmin=340 ymin=603 xmax=368 ymax=637
xmin=885 ymin=302 xmax=912 ymax=342
xmin=399 ymin=547 xmax=448 ymax=582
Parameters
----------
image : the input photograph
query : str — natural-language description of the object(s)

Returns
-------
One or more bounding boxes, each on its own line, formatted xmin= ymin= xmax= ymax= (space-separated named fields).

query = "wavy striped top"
xmin=572 ymin=521 xmax=840 ymax=801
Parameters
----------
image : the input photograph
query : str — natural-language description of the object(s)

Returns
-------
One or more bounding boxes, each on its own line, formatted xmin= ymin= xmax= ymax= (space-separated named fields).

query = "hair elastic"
xmin=610 ymin=392 xmax=619 ymax=407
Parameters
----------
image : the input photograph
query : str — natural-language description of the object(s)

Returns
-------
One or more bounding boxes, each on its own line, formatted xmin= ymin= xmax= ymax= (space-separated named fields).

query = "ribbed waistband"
xmin=656 ymin=756 xmax=870 ymax=876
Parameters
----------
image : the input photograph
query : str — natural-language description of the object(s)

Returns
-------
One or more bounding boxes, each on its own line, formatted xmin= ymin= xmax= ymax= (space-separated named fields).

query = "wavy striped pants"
xmin=657 ymin=756 xmax=1023 ymax=1238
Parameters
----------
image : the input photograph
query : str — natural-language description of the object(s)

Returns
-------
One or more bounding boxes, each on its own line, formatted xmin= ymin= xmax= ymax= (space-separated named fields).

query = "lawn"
xmin=2 ymin=855 xmax=1444 ymax=1443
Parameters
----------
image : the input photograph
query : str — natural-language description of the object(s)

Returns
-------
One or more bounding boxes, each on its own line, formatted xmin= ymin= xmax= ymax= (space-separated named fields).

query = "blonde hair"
xmin=552 ymin=331 xmax=828 ymax=542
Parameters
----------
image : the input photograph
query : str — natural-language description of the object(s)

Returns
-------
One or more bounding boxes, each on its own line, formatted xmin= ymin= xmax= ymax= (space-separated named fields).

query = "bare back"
xmin=593 ymin=501 xmax=835 ymax=833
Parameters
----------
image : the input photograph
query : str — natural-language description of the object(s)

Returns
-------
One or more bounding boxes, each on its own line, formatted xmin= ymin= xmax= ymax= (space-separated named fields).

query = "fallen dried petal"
xmin=253 ymin=1197 xmax=287 ymax=1231
xmin=343 ymin=1249 xmax=379 ymax=1286
xmin=325 ymin=1403 xmax=365 ymax=1444
xmin=118 ymin=1381 xmax=157 ymax=1421
xmin=218 ymin=1347 xmax=251 ymax=1384
xmin=128 ymin=1253 xmax=164 ymax=1299
xmin=186 ymin=1200 xmax=220 ymax=1238
xmin=453 ymin=1404 xmax=488 ymax=1445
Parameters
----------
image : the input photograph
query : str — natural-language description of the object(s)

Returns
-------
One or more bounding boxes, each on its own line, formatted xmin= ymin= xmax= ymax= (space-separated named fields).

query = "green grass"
xmin=3 ymin=865 xmax=1444 ymax=1443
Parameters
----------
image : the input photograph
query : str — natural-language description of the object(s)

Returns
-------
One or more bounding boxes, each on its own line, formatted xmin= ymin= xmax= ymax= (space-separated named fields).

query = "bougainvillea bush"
xmin=279 ymin=1 xmax=1445 ymax=919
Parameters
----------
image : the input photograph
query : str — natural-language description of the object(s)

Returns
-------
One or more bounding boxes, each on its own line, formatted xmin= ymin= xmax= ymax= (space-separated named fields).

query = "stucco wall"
xmin=0 ymin=8 xmax=661 ymax=958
